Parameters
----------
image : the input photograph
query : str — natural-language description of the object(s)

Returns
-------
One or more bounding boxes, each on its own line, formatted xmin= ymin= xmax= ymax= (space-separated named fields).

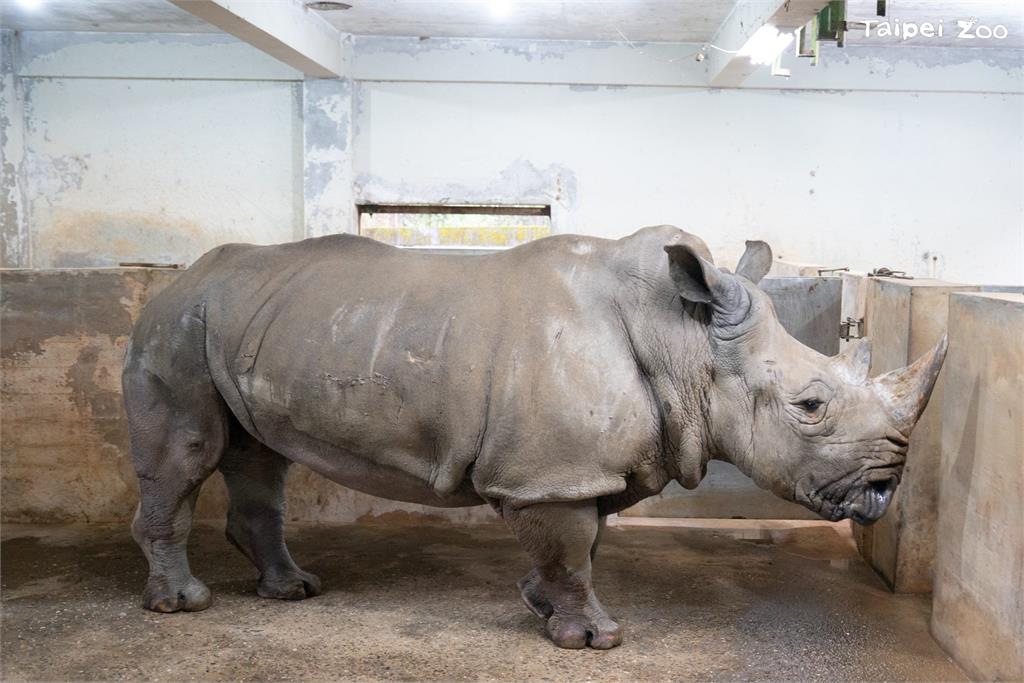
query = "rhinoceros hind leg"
xmin=125 ymin=368 xmax=227 ymax=614
xmin=503 ymin=501 xmax=622 ymax=650
xmin=220 ymin=425 xmax=321 ymax=601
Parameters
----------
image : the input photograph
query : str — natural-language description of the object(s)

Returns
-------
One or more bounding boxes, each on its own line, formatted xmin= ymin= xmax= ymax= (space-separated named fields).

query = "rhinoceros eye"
xmin=801 ymin=398 xmax=823 ymax=412
xmin=789 ymin=382 xmax=834 ymax=424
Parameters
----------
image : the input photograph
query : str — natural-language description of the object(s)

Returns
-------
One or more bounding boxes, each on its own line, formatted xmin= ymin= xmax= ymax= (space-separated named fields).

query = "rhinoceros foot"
xmin=518 ymin=568 xmax=622 ymax=649
xmin=142 ymin=575 xmax=212 ymax=613
xmin=256 ymin=568 xmax=322 ymax=601
xmin=546 ymin=608 xmax=622 ymax=650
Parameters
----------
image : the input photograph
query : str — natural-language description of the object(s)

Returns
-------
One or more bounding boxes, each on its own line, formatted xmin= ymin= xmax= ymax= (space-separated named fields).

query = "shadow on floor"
xmin=1 ymin=522 xmax=965 ymax=682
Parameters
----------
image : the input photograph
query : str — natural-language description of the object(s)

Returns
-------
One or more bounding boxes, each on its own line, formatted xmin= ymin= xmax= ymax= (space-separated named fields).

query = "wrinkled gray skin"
xmin=123 ymin=226 xmax=946 ymax=649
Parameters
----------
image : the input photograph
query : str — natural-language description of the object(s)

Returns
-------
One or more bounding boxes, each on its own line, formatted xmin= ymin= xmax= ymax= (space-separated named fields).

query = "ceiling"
xmin=0 ymin=0 xmax=216 ymax=33
xmin=315 ymin=1 xmax=736 ymax=42
xmin=0 ymin=0 xmax=735 ymax=42
xmin=0 ymin=0 xmax=1019 ymax=47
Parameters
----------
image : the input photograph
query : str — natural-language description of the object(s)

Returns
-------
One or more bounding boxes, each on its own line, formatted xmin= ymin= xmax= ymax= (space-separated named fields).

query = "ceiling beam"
xmin=169 ymin=0 xmax=345 ymax=77
xmin=706 ymin=0 xmax=829 ymax=87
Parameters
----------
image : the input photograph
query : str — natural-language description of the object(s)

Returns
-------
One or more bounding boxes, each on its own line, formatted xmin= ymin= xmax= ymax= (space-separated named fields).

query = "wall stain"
xmin=42 ymin=209 xmax=209 ymax=268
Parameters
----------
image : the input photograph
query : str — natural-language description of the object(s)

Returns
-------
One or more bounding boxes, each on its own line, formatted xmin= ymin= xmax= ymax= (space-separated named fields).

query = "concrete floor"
xmin=1 ymin=521 xmax=965 ymax=682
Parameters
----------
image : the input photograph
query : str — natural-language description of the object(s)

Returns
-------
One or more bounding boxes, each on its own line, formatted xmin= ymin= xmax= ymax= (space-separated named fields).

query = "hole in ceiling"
xmin=305 ymin=2 xmax=352 ymax=11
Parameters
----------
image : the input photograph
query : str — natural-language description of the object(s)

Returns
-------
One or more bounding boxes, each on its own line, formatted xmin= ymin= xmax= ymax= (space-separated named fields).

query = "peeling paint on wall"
xmin=1 ymin=29 xmax=28 ymax=267
xmin=304 ymin=77 xmax=355 ymax=238
xmin=823 ymin=44 xmax=1023 ymax=74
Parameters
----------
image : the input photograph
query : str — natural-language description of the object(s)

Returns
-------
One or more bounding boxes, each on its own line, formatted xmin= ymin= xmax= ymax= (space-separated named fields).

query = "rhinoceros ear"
xmin=735 ymin=240 xmax=772 ymax=285
xmin=664 ymin=243 xmax=719 ymax=303
xmin=664 ymin=244 xmax=750 ymax=323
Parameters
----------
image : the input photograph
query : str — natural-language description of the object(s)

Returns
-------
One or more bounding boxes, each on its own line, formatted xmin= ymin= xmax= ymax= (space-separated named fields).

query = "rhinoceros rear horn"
xmin=735 ymin=240 xmax=773 ymax=285
xmin=831 ymin=337 xmax=872 ymax=384
xmin=664 ymin=244 xmax=751 ymax=327
xmin=873 ymin=333 xmax=949 ymax=434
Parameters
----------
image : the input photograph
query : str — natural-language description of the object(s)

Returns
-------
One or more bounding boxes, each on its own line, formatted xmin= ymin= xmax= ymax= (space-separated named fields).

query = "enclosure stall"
xmin=1 ymin=1 xmax=1022 ymax=681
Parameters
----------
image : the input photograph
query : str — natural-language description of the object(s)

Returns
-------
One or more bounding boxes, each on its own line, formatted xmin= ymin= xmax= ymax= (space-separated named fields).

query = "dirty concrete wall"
xmin=931 ymin=292 xmax=1024 ymax=682
xmin=0 ymin=30 xmax=304 ymax=269
xmin=0 ymin=269 xmax=495 ymax=524
xmin=351 ymin=39 xmax=1023 ymax=286
xmin=2 ymin=269 xmax=180 ymax=521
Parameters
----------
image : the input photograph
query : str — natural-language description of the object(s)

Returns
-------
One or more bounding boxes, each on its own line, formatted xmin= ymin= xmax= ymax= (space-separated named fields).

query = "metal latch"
xmin=840 ymin=317 xmax=864 ymax=341
xmin=868 ymin=267 xmax=913 ymax=279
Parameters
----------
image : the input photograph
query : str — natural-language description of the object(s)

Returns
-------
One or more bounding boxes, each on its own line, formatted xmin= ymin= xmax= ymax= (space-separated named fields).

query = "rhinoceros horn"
xmin=873 ymin=333 xmax=949 ymax=434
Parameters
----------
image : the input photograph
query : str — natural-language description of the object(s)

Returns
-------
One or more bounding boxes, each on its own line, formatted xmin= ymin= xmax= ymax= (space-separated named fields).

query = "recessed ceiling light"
xmin=17 ymin=0 xmax=44 ymax=10
xmin=305 ymin=2 xmax=352 ymax=10
xmin=489 ymin=0 xmax=514 ymax=18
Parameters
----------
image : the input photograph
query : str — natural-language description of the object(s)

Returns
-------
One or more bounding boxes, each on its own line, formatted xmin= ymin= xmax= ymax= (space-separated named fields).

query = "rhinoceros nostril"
xmin=868 ymin=479 xmax=891 ymax=495
xmin=886 ymin=433 xmax=910 ymax=449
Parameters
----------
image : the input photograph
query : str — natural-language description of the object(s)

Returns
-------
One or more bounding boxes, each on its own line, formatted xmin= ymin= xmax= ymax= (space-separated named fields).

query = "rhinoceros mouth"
xmin=846 ymin=474 xmax=898 ymax=525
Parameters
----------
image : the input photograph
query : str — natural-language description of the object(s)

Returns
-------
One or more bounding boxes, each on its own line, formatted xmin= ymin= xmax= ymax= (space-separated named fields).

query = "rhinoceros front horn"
xmin=873 ymin=333 xmax=949 ymax=434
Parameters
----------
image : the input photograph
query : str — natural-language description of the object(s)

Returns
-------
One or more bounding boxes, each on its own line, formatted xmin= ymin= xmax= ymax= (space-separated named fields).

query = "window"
xmin=358 ymin=204 xmax=552 ymax=253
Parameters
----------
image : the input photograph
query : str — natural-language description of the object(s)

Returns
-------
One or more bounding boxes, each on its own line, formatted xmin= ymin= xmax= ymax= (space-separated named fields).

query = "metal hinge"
xmin=840 ymin=317 xmax=865 ymax=341
xmin=818 ymin=266 xmax=849 ymax=276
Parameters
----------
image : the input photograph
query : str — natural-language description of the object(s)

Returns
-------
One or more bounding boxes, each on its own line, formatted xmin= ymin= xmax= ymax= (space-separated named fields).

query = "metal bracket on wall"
xmin=840 ymin=317 xmax=865 ymax=341
xmin=867 ymin=267 xmax=914 ymax=279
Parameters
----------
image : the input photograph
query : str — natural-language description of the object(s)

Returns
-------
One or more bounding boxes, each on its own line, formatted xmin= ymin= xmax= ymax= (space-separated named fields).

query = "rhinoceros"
xmin=123 ymin=225 xmax=946 ymax=649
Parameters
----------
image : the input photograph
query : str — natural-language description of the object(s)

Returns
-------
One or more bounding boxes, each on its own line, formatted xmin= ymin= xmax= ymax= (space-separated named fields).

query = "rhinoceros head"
xmin=663 ymin=240 xmax=947 ymax=524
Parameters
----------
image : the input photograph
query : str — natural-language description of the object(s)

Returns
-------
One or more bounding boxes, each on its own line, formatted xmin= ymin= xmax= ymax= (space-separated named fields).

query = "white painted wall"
xmin=3 ymin=31 xmax=303 ymax=269
xmin=23 ymin=78 xmax=302 ymax=267
xmin=354 ymin=81 xmax=1023 ymax=284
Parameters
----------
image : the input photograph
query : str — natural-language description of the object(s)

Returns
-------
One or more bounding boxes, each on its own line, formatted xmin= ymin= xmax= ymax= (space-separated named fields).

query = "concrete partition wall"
xmin=853 ymin=278 xmax=980 ymax=593
xmin=931 ymin=293 xmax=1024 ymax=682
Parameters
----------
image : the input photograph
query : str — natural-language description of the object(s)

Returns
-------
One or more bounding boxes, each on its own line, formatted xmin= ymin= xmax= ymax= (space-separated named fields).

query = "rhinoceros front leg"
xmin=516 ymin=513 xmax=607 ymax=615
xmin=219 ymin=428 xmax=321 ymax=600
xmin=503 ymin=501 xmax=622 ymax=649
